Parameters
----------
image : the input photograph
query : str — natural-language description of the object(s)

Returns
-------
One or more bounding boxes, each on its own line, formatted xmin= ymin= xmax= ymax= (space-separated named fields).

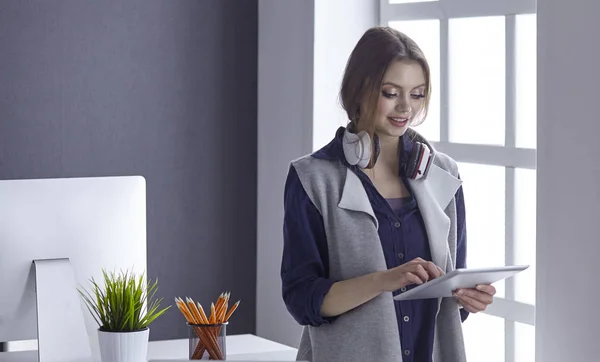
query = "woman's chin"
xmin=377 ymin=125 xmax=409 ymax=139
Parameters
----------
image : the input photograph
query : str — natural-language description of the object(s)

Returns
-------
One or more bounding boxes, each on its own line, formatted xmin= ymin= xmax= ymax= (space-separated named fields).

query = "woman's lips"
xmin=388 ymin=117 xmax=408 ymax=127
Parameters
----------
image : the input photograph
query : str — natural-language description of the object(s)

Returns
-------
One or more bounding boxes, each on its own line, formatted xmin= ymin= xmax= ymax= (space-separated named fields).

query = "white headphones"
xmin=342 ymin=127 xmax=378 ymax=169
xmin=342 ymin=125 xmax=433 ymax=180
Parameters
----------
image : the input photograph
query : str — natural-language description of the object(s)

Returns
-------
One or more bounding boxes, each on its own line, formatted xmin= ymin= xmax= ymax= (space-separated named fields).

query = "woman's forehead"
xmin=382 ymin=60 xmax=426 ymax=89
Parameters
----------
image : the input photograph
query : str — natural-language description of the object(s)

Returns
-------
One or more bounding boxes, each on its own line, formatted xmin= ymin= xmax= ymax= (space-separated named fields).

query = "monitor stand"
xmin=33 ymin=258 xmax=92 ymax=362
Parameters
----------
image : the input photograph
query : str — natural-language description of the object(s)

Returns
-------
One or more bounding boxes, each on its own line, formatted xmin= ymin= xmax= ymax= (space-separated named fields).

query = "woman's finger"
xmin=421 ymin=261 xmax=442 ymax=279
xmin=476 ymin=284 xmax=496 ymax=296
xmin=455 ymin=294 xmax=486 ymax=313
xmin=404 ymin=272 xmax=425 ymax=286
xmin=457 ymin=297 xmax=479 ymax=313
xmin=412 ymin=264 xmax=430 ymax=282
xmin=436 ymin=265 xmax=445 ymax=276
xmin=457 ymin=288 xmax=494 ymax=304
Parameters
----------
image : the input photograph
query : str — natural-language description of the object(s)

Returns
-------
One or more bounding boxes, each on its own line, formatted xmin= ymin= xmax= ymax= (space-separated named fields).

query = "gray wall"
xmin=0 ymin=0 xmax=257 ymax=340
xmin=256 ymin=0 xmax=314 ymax=348
xmin=536 ymin=0 xmax=600 ymax=361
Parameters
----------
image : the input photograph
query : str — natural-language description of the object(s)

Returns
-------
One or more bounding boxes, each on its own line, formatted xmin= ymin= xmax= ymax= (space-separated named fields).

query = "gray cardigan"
xmin=290 ymin=131 xmax=467 ymax=362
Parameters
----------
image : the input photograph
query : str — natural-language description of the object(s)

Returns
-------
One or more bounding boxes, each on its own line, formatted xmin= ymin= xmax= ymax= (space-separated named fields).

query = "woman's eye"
xmin=382 ymin=91 xmax=398 ymax=99
xmin=411 ymin=94 xmax=425 ymax=100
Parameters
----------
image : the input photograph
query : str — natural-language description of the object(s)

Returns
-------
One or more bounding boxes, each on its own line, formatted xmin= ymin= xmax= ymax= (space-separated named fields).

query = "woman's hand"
xmin=320 ymin=257 xmax=443 ymax=318
xmin=453 ymin=284 xmax=496 ymax=313
xmin=376 ymin=257 xmax=444 ymax=293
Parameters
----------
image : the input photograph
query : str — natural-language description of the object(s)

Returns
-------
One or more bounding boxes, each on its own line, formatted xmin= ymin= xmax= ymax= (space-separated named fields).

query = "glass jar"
xmin=187 ymin=322 xmax=227 ymax=360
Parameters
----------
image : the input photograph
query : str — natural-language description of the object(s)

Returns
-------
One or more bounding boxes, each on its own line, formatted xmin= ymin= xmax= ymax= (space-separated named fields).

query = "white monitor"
xmin=0 ymin=176 xmax=147 ymax=362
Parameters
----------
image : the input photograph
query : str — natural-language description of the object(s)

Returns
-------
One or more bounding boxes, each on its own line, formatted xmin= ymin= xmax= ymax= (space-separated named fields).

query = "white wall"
xmin=313 ymin=0 xmax=378 ymax=151
xmin=257 ymin=0 xmax=377 ymax=348
xmin=536 ymin=1 xmax=600 ymax=361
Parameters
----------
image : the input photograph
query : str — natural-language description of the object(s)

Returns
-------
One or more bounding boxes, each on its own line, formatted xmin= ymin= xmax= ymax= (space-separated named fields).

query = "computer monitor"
xmin=0 ymin=176 xmax=147 ymax=362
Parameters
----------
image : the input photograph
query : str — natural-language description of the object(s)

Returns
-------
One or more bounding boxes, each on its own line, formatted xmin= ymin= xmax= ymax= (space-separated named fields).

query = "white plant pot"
xmin=98 ymin=328 xmax=150 ymax=362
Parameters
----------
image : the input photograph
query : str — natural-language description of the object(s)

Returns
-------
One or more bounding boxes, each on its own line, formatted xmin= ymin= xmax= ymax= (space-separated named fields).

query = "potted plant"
xmin=78 ymin=269 xmax=171 ymax=362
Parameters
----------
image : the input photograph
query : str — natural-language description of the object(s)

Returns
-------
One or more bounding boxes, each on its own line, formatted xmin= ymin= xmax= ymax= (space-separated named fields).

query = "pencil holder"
xmin=187 ymin=322 xmax=227 ymax=360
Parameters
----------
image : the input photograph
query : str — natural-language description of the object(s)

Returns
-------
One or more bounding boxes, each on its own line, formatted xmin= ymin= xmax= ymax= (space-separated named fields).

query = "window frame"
xmin=380 ymin=1 xmax=537 ymax=361
xmin=381 ymin=0 xmax=536 ymax=22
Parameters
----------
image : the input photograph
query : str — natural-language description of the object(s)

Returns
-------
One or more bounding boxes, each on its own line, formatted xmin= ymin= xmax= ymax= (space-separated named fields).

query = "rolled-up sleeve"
xmin=455 ymin=174 xmax=470 ymax=322
xmin=281 ymin=164 xmax=337 ymax=326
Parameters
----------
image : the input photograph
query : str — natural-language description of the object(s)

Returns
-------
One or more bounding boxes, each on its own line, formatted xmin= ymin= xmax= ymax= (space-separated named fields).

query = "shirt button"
xmin=403 ymin=316 xmax=410 ymax=322
xmin=394 ymin=221 xmax=401 ymax=228
xmin=404 ymin=350 xmax=411 ymax=356
xmin=397 ymin=252 xmax=404 ymax=259
xmin=400 ymin=287 xmax=407 ymax=292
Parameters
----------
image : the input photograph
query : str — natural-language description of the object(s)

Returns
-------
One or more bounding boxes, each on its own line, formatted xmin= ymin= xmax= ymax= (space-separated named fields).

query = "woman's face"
xmin=371 ymin=60 xmax=427 ymax=140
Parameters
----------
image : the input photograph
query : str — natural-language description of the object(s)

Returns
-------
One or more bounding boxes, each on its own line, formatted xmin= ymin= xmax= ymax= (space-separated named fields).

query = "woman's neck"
xmin=374 ymin=135 xmax=401 ymax=173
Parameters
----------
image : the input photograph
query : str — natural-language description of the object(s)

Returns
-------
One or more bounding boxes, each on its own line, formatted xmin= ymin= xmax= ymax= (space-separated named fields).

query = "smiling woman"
xmin=280 ymin=26 xmax=495 ymax=362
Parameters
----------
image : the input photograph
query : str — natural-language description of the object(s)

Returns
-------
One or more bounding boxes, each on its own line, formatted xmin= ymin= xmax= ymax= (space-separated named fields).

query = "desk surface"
xmin=148 ymin=334 xmax=298 ymax=360
xmin=0 ymin=334 xmax=298 ymax=362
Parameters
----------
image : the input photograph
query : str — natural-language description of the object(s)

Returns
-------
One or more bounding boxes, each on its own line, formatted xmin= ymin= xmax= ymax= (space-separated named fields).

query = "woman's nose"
xmin=395 ymin=96 xmax=412 ymax=113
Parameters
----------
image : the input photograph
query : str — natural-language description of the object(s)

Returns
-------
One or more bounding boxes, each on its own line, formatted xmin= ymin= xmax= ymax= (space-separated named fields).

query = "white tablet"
xmin=393 ymin=265 xmax=529 ymax=301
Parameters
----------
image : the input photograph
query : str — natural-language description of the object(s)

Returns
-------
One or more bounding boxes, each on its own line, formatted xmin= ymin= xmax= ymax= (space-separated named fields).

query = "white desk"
xmin=0 ymin=334 xmax=298 ymax=362
xmin=148 ymin=334 xmax=298 ymax=361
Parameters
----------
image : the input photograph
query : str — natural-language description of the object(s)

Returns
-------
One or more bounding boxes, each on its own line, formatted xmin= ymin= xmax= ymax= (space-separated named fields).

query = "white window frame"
xmin=380 ymin=1 xmax=537 ymax=361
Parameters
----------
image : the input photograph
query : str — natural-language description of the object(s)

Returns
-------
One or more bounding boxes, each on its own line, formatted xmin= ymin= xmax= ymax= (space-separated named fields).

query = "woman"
xmin=281 ymin=27 xmax=495 ymax=362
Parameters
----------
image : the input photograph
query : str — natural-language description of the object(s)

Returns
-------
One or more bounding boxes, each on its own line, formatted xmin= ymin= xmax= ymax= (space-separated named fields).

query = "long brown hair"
xmin=339 ymin=26 xmax=432 ymax=133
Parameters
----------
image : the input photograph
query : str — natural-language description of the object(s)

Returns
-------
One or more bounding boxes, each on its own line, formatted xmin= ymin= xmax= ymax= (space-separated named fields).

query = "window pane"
xmin=515 ymin=322 xmax=535 ymax=362
xmin=463 ymin=313 xmax=505 ymax=362
xmin=389 ymin=20 xmax=440 ymax=141
xmin=514 ymin=168 xmax=536 ymax=304
xmin=449 ymin=16 xmax=505 ymax=145
xmin=457 ymin=162 xmax=506 ymax=297
xmin=515 ymin=14 xmax=537 ymax=149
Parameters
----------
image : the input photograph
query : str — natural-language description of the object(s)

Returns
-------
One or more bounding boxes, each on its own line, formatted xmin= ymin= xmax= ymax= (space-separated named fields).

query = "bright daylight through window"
xmin=381 ymin=0 xmax=537 ymax=361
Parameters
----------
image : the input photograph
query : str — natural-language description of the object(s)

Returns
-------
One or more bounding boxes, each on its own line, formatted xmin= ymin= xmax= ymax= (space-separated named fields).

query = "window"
xmin=381 ymin=1 xmax=537 ymax=361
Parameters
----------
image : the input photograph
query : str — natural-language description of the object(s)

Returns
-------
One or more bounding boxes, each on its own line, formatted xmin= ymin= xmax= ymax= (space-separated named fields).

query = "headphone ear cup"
xmin=405 ymin=142 xmax=424 ymax=179
xmin=343 ymin=129 xmax=372 ymax=168
xmin=355 ymin=131 xmax=372 ymax=168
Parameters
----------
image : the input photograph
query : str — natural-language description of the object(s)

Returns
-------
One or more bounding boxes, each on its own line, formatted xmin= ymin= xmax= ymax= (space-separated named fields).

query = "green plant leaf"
xmin=77 ymin=267 xmax=171 ymax=332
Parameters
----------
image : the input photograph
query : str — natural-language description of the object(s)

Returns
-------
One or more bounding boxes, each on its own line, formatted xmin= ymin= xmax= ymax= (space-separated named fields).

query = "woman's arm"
xmin=320 ymin=257 xmax=443 ymax=317
xmin=281 ymin=165 xmax=337 ymax=326
xmin=319 ymin=272 xmax=383 ymax=317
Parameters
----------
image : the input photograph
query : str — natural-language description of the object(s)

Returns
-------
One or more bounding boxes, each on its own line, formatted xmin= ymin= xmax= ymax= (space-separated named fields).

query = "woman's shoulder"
xmin=290 ymin=152 xmax=345 ymax=178
xmin=432 ymin=151 xmax=459 ymax=177
xmin=288 ymin=153 xmax=346 ymax=199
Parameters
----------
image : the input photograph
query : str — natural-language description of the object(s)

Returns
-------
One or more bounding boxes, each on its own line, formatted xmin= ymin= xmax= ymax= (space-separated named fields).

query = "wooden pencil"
xmin=225 ymin=301 xmax=240 ymax=322
xmin=197 ymin=302 xmax=209 ymax=324
xmin=210 ymin=303 xmax=216 ymax=324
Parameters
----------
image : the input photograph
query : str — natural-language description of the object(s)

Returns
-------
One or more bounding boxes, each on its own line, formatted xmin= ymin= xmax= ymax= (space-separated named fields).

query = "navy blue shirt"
xmin=281 ymin=127 xmax=468 ymax=362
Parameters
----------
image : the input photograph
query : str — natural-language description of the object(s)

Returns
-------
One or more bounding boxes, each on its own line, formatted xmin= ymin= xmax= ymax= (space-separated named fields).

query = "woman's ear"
xmin=353 ymin=106 xmax=361 ymax=123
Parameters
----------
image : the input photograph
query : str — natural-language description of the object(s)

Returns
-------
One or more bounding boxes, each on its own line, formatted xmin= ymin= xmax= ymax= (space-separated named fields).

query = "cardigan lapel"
xmin=336 ymin=162 xmax=461 ymax=257
xmin=407 ymin=163 xmax=462 ymax=272
xmin=338 ymin=168 xmax=379 ymax=230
